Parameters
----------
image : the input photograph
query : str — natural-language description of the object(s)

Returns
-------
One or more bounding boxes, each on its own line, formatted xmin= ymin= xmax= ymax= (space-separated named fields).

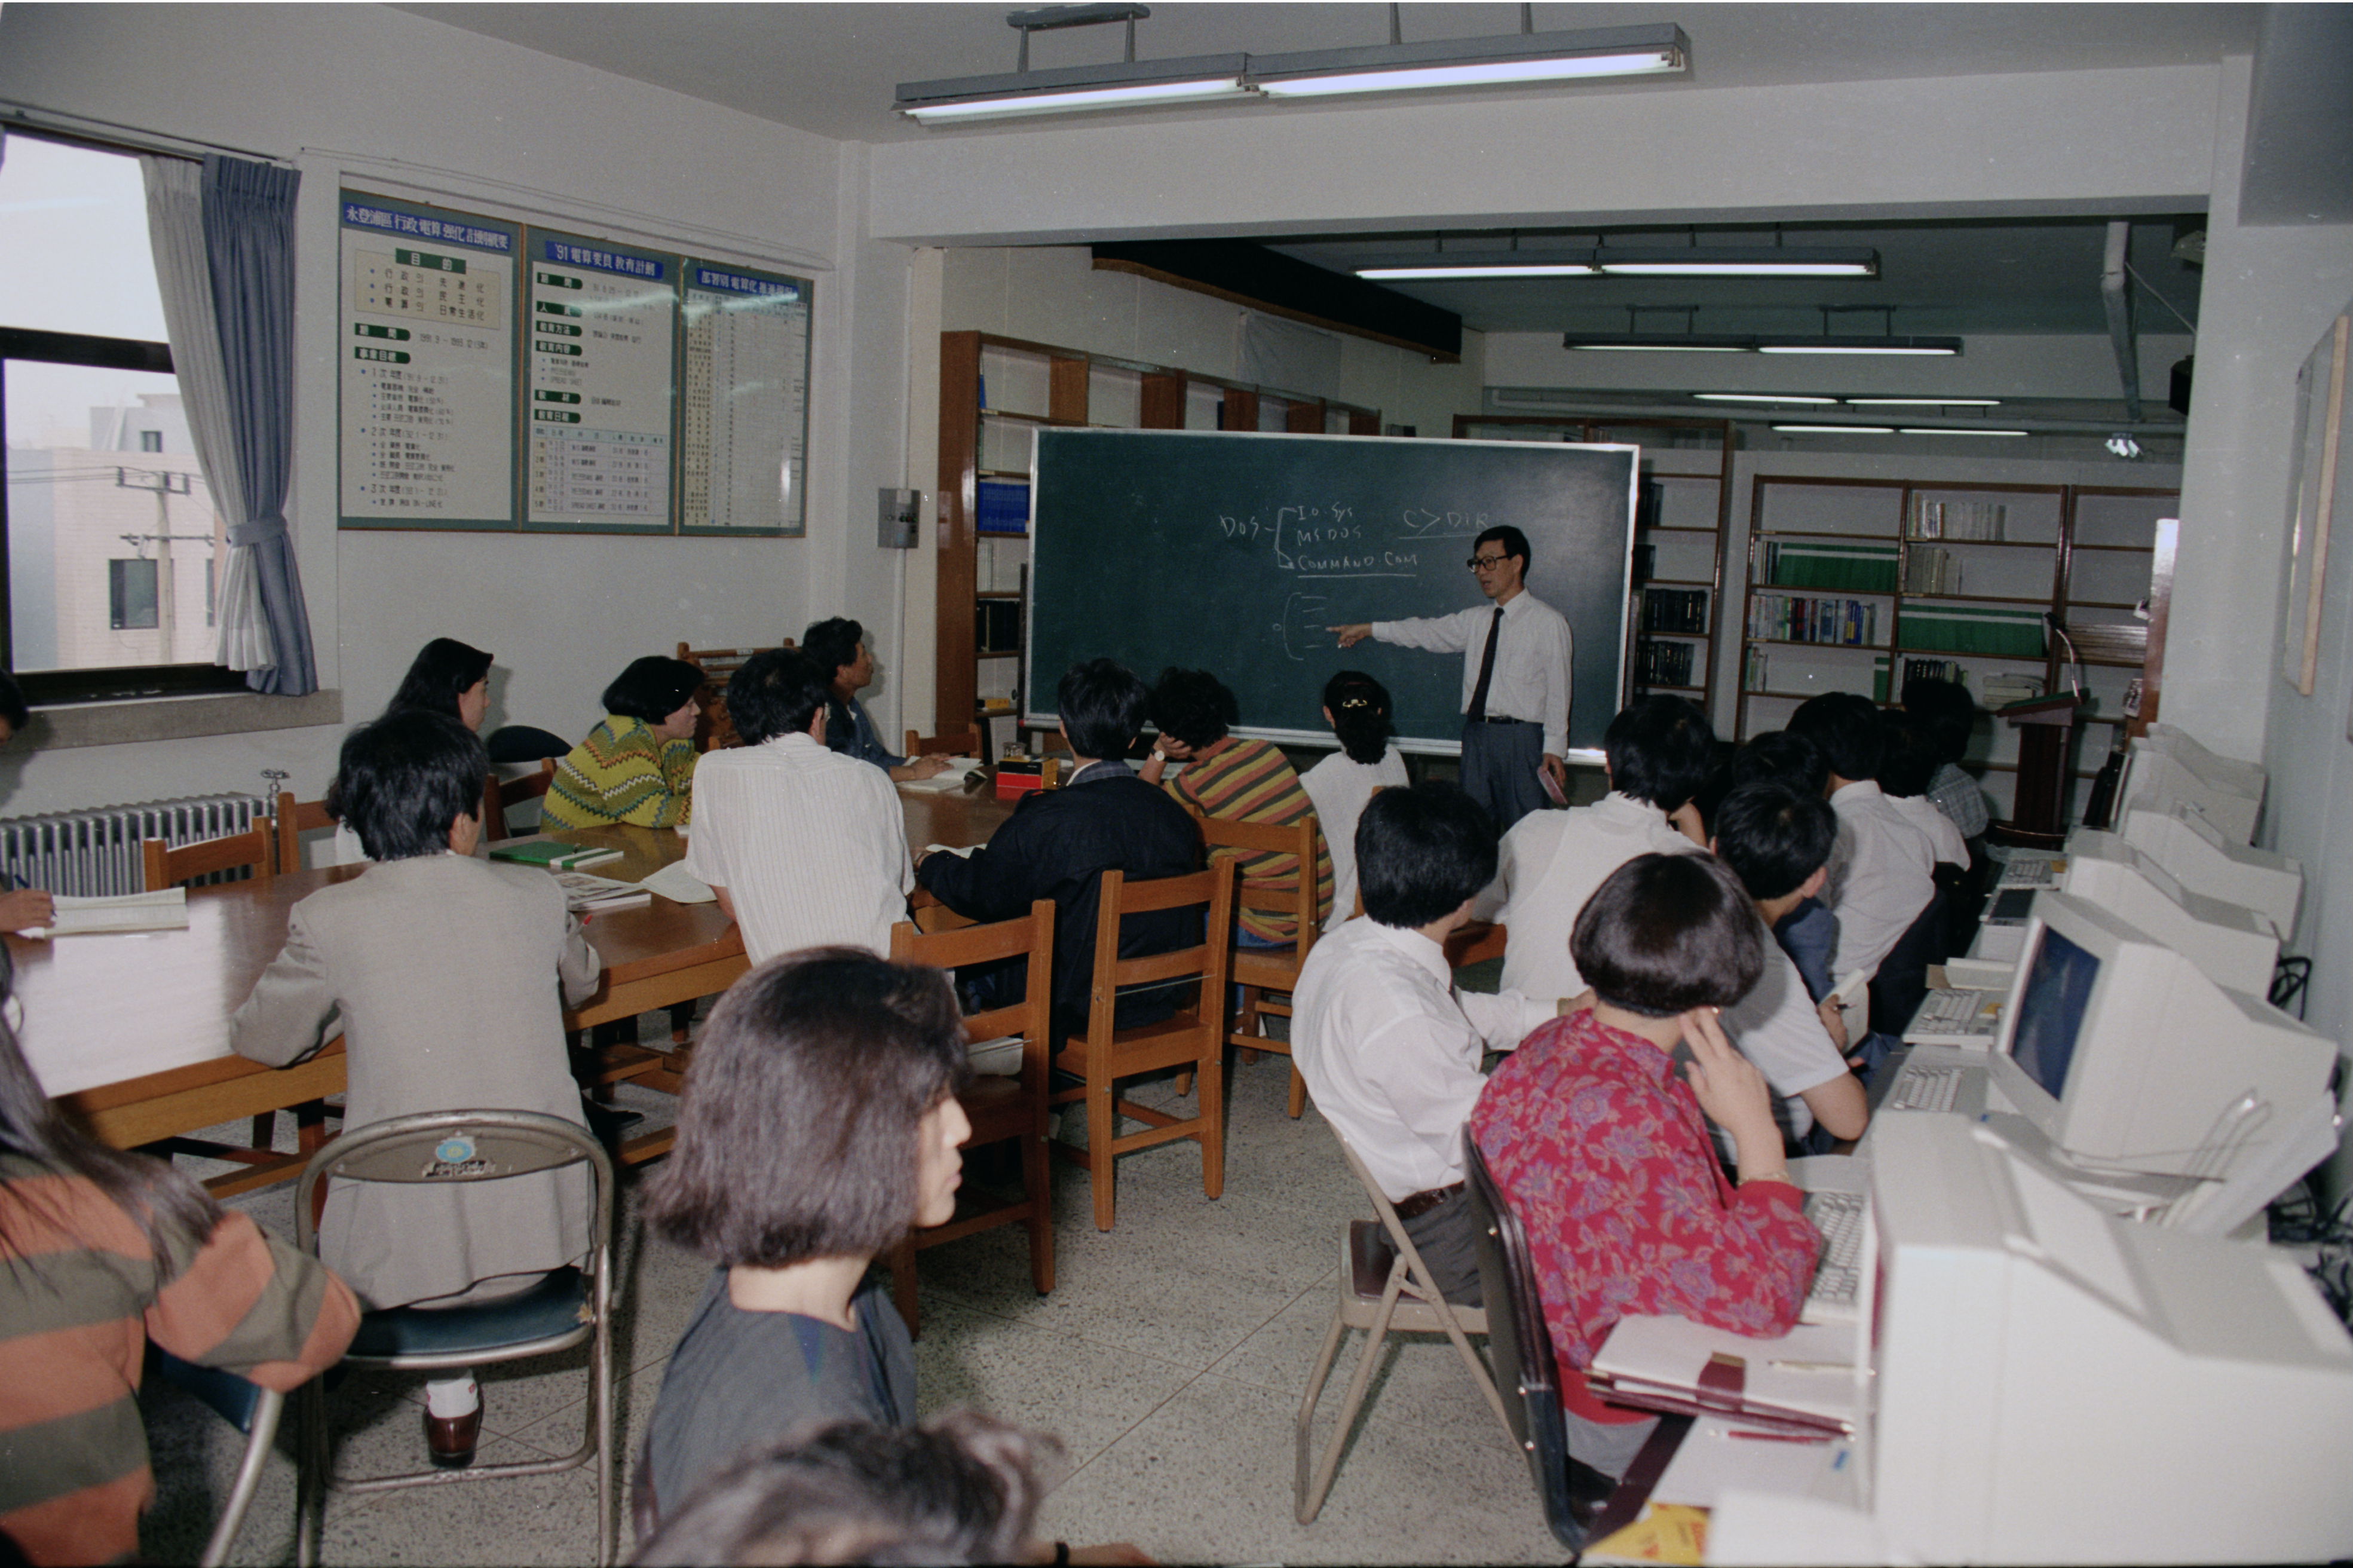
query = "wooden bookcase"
xmin=1451 ymin=415 xmax=1736 ymax=725
xmin=1735 ymin=476 xmax=2179 ymax=820
xmin=934 ymin=331 xmax=1379 ymax=740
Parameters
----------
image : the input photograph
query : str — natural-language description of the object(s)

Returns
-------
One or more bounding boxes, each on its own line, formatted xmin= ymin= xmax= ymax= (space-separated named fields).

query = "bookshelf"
xmin=1735 ymin=476 xmax=2179 ymax=820
xmin=1451 ymin=415 xmax=1735 ymax=724
xmin=935 ymin=331 xmax=1380 ymax=745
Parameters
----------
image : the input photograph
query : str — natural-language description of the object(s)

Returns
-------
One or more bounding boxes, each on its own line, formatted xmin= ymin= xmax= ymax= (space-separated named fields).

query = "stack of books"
xmin=1637 ymin=639 xmax=1698 ymax=688
xmin=1901 ymin=657 xmax=1968 ymax=687
xmin=1760 ymin=540 xmax=1899 ymax=593
xmin=1898 ymin=604 xmax=2046 ymax=659
xmin=1748 ymin=594 xmax=1881 ymax=647
xmin=1641 ymin=587 xmax=1709 ymax=635
xmin=1903 ymin=544 xmax=1962 ymax=595
xmin=1911 ymin=499 xmax=2007 ymax=541
xmin=489 ymin=840 xmax=623 ymax=872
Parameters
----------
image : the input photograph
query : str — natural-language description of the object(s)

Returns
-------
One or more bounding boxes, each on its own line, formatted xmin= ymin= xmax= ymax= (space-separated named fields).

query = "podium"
xmin=1997 ymin=694 xmax=2084 ymax=837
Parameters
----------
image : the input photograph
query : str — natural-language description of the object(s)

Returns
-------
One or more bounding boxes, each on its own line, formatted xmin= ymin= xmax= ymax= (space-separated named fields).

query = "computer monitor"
xmin=1848 ymin=1113 xmax=2353 ymax=1565
xmin=2119 ymin=804 xmax=2304 ymax=938
xmin=2112 ymin=722 xmax=2265 ymax=844
xmin=2059 ymin=829 xmax=2280 ymax=992
xmin=1984 ymin=893 xmax=2333 ymax=1180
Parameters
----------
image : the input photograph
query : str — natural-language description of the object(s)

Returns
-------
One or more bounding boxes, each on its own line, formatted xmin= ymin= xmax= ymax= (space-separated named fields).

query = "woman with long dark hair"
xmin=1299 ymin=669 xmax=1410 ymax=932
xmin=387 ymin=637 xmax=494 ymax=731
xmin=0 ymin=963 xmax=357 ymax=1564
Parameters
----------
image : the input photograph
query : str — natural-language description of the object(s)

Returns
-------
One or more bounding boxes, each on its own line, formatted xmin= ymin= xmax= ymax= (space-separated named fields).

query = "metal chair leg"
xmin=1293 ymin=1305 xmax=1355 ymax=1523
xmin=1295 ymin=1254 xmax=1410 ymax=1524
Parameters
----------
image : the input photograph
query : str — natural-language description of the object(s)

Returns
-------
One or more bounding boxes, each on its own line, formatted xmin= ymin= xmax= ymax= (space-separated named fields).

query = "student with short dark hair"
xmin=1495 ymin=695 xmax=1714 ymax=1002
xmin=1141 ymin=667 xmax=1332 ymax=945
xmin=1470 ymin=853 xmax=1818 ymax=1478
xmin=1298 ymin=670 xmax=1410 ymax=933
xmin=542 ymin=655 xmax=706 ymax=829
xmin=1788 ymin=692 xmax=1935 ymax=982
xmin=1293 ymin=784 xmax=1568 ymax=1304
xmin=638 ymin=951 xmax=971 ymax=1532
xmin=801 ymin=617 xmax=951 ymax=783
xmin=1729 ymin=731 xmax=1840 ymax=1003
xmin=685 ymin=650 xmax=914 ymax=961
xmin=234 ymin=709 xmax=603 ymax=1468
xmin=1900 ymin=675 xmax=1988 ymax=840
xmin=915 ymin=660 xmax=1200 ymax=1043
xmin=1331 ymin=522 xmax=1573 ymax=828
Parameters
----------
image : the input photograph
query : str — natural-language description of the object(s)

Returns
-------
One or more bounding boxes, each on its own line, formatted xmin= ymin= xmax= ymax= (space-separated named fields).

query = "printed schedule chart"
xmin=338 ymin=194 xmax=517 ymax=527
xmin=525 ymin=232 xmax=678 ymax=531
xmin=681 ymin=262 xmax=812 ymax=535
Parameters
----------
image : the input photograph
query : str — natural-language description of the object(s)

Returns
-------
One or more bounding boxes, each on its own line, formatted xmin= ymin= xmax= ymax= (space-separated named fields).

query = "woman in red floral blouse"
xmin=1470 ymin=851 xmax=1820 ymax=1476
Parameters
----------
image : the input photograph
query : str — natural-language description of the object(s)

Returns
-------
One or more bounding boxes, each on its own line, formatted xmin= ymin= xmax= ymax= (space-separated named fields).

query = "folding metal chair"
xmin=147 ymin=1346 xmax=287 ymax=1568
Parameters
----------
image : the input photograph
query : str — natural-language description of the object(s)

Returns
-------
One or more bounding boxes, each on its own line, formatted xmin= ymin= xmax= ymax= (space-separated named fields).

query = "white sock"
xmin=424 ymin=1374 xmax=479 ymax=1419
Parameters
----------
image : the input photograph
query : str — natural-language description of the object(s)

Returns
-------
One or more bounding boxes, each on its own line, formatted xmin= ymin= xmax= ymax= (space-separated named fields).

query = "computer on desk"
xmin=2058 ymin=828 xmax=2280 ymax=993
xmin=2121 ymin=804 xmax=2304 ymax=938
xmin=1711 ymin=1113 xmax=2353 ymax=1566
xmin=2112 ymin=722 xmax=2266 ymax=845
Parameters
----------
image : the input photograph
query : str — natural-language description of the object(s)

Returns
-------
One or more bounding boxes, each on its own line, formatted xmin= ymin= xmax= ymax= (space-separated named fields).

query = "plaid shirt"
xmin=1928 ymin=761 xmax=1990 ymax=839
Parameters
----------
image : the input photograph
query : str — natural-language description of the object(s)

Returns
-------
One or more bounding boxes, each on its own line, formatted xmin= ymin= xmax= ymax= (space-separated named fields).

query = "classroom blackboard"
xmin=1026 ymin=430 xmax=1638 ymax=758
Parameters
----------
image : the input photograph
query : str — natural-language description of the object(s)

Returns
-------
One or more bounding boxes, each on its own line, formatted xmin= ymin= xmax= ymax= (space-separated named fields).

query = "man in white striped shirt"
xmin=684 ymin=649 xmax=913 ymax=961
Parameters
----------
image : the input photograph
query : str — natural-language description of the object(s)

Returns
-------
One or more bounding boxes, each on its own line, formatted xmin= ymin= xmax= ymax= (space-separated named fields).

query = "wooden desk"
xmin=29 ymin=785 xmax=1013 ymax=1183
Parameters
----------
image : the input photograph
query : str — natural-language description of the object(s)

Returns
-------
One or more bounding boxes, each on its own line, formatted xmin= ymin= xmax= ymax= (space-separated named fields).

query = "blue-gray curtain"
xmin=201 ymin=154 xmax=316 ymax=696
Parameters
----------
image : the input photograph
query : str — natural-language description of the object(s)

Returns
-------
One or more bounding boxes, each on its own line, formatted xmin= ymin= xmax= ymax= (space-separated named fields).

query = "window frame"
xmin=0 ymin=324 xmax=247 ymax=704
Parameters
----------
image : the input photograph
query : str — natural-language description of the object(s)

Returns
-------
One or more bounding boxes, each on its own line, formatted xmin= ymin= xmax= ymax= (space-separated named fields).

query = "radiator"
xmin=0 ymin=794 xmax=271 ymax=896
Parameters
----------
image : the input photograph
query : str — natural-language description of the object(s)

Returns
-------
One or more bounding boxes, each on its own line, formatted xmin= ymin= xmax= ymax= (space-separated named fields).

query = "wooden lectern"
xmin=1997 ymin=693 xmax=2085 ymax=838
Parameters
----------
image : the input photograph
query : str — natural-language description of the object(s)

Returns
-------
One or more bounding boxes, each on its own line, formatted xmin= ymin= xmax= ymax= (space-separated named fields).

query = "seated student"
xmin=543 ymin=656 xmax=706 ymax=830
xmin=388 ymin=636 xmax=493 ymax=729
xmin=684 ymin=649 xmax=912 ymax=962
xmin=1727 ymin=731 xmax=1840 ymax=1003
xmin=1899 ymin=675 xmax=1989 ymax=841
xmin=638 ymin=950 xmax=970 ymax=1533
xmin=1140 ymin=667 xmax=1332 ymax=946
xmin=801 ymin=617 xmax=950 ymax=783
xmin=0 ymin=672 xmax=54 ymax=933
xmin=1298 ymin=670 xmax=1410 ymax=934
xmin=1787 ymin=692 xmax=1935 ymax=982
xmin=231 ymin=710 xmax=602 ymax=1468
xmin=915 ymin=660 xmax=1200 ymax=1042
xmin=1494 ymin=694 xmax=1714 ymax=1002
xmin=1293 ymin=783 xmax=1565 ymax=1306
xmin=1469 ymin=853 xmax=1819 ymax=1480
xmin=633 ymin=1413 xmax=1056 ymax=1568
xmin=0 ymin=985 xmax=359 ymax=1567
xmin=1709 ymin=782 xmax=1870 ymax=1146
xmin=1878 ymin=709 xmax=1971 ymax=869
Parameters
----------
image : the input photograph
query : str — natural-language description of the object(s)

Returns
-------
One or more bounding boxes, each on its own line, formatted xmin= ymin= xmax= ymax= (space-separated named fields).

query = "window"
xmin=108 ymin=558 xmax=158 ymax=629
xmin=0 ymin=133 xmax=238 ymax=702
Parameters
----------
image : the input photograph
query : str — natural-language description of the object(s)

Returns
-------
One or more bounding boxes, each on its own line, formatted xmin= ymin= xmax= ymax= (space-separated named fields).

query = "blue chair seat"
xmin=348 ymin=1267 xmax=589 ymax=1361
xmin=149 ymin=1346 xmax=266 ymax=1434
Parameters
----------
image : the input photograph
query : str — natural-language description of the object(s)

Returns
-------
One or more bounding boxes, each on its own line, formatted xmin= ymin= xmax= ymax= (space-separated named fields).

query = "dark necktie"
xmin=1467 ymin=605 xmax=1504 ymax=720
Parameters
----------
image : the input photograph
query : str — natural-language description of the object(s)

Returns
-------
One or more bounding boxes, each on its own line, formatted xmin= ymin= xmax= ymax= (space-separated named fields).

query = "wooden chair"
xmin=905 ymin=726 xmax=983 ymax=758
xmin=481 ymin=760 xmax=557 ymax=842
xmin=884 ymin=899 xmax=1057 ymax=1337
xmin=143 ymin=825 xmax=274 ymax=893
xmin=676 ymin=641 xmax=782 ymax=752
xmin=1186 ymin=807 xmax=1325 ymax=1120
xmin=1054 ymin=860 xmax=1236 ymax=1231
xmin=274 ymin=792 xmax=336 ymax=875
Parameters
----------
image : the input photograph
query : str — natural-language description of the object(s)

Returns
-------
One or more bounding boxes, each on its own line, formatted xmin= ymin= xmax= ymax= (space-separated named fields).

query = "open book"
xmin=23 ymin=888 xmax=191 ymax=938
xmin=899 ymin=757 xmax=988 ymax=793
xmin=550 ymin=869 xmax=652 ymax=913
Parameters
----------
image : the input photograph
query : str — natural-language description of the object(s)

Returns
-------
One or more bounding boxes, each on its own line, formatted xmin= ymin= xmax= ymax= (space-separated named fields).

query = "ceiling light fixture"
xmin=1843 ymin=396 xmax=2001 ymax=406
xmin=1774 ymin=424 xmax=1895 ymax=434
xmin=1360 ymin=262 xmax=1599 ymax=280
xmin=1899 ymin=427 xmax=2030 ymax=436
xmin=1357 ymin=245 xmax=1875 ymax=281
xmin=896 ymin=9 xmax=1689 ymax=124
xmin=1692 ymin=393 xmax=1837 ymax=405
xmin=1757 ymin=338 xmax=1962 ymax=356
xmin=1564 ymin=336 xmax=1754 ymax=352
xmin=2106 ymin=433 xmax=2144 ymax=459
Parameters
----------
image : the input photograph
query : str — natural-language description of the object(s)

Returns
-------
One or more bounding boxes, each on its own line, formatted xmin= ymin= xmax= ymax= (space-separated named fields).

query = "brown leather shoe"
xmin=425 ymin=1405 xmax=482 ymax=1470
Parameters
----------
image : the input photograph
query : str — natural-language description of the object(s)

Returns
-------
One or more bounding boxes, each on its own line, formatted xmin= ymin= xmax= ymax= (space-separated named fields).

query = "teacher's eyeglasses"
xmin=1466 ymin=553 xmax=1512 ymax=571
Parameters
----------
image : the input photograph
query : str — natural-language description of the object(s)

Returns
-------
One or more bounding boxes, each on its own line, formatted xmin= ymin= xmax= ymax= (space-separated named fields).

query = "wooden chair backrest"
xmin=890 ymin=899 xmax=1056 ymax=1088
xmin=274 ymin=792 xmax=336 ymax=875
xmin=482 ymin=760 xmax=557 ymax=842
xmin=144 ymin=824 xmax=274 ymax=892
xmin=1191 ymin=807 xmax=1324 ymax=958
xmin=905 ymin=726 xmax=983 ymax=758
xmin=676 ymin=641 xmax=786 ymax=752
xmin=1083 ymin=862 xmax=1236 ymax=1048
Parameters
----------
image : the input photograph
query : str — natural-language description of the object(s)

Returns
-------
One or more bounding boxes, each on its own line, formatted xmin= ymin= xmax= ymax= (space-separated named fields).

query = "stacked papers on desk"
xmin=1589 ymin=1315 xmax=1860 ymax=1436
xmin=900 ymin=758 xmax=988 ymax=792
xmin=551 ymin=870 xmax=651 ymax=912
xmin=24 ymin=888 xmax=189 ymax=938
xmin=638 ymin=861 xmax=715 ymax=904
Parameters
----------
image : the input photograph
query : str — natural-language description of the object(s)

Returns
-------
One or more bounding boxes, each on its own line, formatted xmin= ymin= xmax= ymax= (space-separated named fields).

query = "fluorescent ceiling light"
xmin=1598 ymin=253 xmax=1876 ymax=277
xmin=1257 ymin=48 xmax=1681 ymax=97
xmin=902 ymin=76 xmax=1250 ymax=121
xmin=1899 ymin=427 xmax=2030 ymax=437
xmin=1563 ymin=333 xmax=1754 ymax=353
xmin=1692 ymin=393 xmax=1837 ymax=405
xmin=1758 ymin=339 xmax=1961 ymax=356
xmin=1843 ymin=396 xmax=2000 ymax=406
xmin=1775 ymin=424 xmax=1894 ymax=434
xmin=1359 ymin=263 xmax=1598 ymax=280
xmin=1567 ymin=342 xmax=1748 ymax=352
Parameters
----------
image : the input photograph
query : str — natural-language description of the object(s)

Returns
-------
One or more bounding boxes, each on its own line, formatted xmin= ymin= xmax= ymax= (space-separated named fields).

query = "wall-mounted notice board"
xmin=337 ymin=189 xmax=813 ymax=537
xmin=1025 ymin=429 xmax=1638 ymax=758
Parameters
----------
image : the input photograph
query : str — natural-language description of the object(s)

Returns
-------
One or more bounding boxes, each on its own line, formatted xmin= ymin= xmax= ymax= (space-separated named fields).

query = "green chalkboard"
xmin=1026 ymin=430 xmax=1638 ymax=757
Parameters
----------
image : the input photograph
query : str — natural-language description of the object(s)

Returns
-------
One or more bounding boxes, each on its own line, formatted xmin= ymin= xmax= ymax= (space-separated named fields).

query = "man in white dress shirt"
xmin=1294 ymin=783 xmax=1566 ymax=1304
xmin=1790 ymin=693 xmax=1936 ymax=984
xmin=1493 ymin=696 xmax=1714 ymax=1003
xmin=1331 ymin=525 xmax=1572 ymax=829
xmin=684 ymin=648 xmax=913 ymax=961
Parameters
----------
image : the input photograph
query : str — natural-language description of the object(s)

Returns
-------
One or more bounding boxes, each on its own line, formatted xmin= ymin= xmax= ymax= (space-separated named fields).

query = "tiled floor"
xmin=142 ymin=1033 xmax=1568 ymax=1566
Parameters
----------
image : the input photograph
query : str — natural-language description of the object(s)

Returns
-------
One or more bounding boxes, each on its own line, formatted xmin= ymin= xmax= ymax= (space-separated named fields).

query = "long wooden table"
xmin=26 ymin=780 xmax=1013 ymax=1187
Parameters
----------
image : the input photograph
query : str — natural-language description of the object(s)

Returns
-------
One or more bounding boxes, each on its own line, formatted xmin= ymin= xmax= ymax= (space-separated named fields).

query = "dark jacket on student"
xmin=916 ymin=761 xmax=1202 ymax=1037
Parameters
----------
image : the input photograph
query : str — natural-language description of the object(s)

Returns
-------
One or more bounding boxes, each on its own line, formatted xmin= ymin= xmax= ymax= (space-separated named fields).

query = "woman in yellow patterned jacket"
xmin=542 ymin=656 xmax=704 ymax=829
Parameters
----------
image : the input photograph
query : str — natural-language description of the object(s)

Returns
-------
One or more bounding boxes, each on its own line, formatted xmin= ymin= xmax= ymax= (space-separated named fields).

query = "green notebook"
xmin=488 ymin=840 xmax=623 ymax=871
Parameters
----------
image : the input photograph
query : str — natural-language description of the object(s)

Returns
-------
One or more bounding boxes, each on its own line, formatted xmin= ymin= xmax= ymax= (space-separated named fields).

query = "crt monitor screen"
xmin=2007 ymin=925 xmax=2101 ymax=1100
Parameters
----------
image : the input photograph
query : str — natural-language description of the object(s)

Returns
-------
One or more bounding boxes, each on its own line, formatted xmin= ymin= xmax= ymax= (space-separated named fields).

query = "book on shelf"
xmin=1903 ymin=544 xmax=1962 ymax=595
xmin=488 ymin=839 xmax=623 ymax=871
xmin=1901 ymin=657 xmax=1969 ymax=688
xmin=1874 ymin=655 xmax=1892 ymax=703
xmin=975 ymin=479 xmax=1029 ymax=535
xmin=1743 ymin=645 xmax=1769 ymax=693
xmin=1633 ymin=542 xmax=1655 ymax=583
xmin=975 ymin=598 xmax=1023 ymax=654
xmin=1910 ymin=498 xmax=2007 ymax=541
xmin=1899 ymin=603 xmax=2046 ymax=659
xmin=1636 ymin=638 xmax=1697 ymax=688
xmin=1640 ymin=586 xmax=1709 ymax=634
xmin=1761 ymin=540 xmax=1898 ymax=593
xmin=1746 ymin=593 xmax=1879 ymax=647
